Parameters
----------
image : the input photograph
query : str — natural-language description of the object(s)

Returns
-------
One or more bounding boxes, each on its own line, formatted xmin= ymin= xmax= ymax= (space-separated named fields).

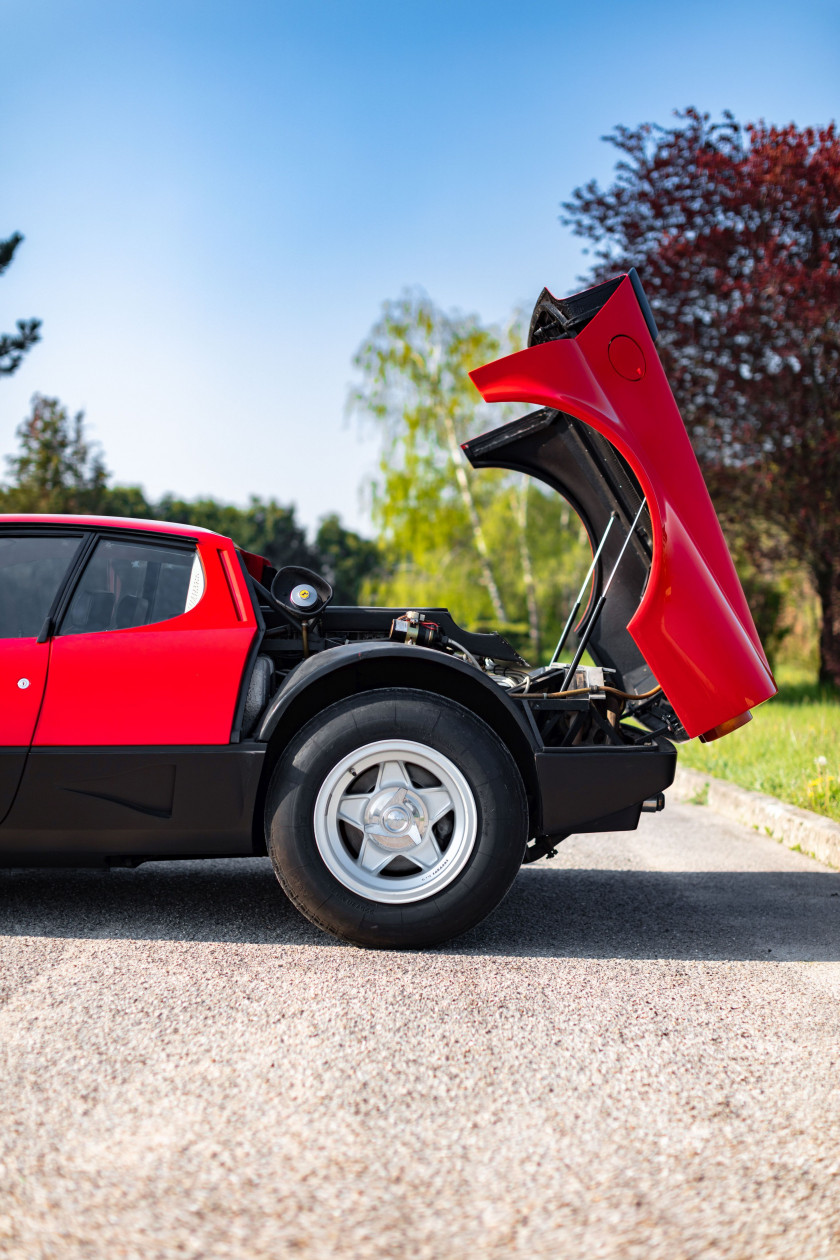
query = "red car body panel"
xmin=0 ymin=517 xmax=258 ymax=747
xmin=1 ymin=639 xmax=50 ymax=745
xmin=0 ymin=514 xmax=226 ymax=539
xmin=469 ymin=274 xmax=777 ymax=740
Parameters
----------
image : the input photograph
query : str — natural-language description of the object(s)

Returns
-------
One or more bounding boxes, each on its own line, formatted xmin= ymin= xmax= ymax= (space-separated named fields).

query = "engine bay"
xmin=242 ymin=555 xmax=687 ymax=751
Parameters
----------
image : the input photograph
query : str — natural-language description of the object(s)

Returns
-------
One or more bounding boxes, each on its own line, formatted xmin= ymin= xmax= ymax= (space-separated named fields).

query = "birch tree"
xmin=351 ymin=290 xmax=591 ymax=658
xmin=352 ymin=290 xmax=509 ymax=623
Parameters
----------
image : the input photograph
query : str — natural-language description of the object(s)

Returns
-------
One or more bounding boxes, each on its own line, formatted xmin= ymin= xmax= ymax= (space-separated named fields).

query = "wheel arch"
xmin=253 ymin=643 xmax=540 ymax=843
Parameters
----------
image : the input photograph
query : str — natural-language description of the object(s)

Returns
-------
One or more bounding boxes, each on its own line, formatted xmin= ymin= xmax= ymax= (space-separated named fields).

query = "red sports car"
xmin=0 ymin=271 xmax=776 ymax=947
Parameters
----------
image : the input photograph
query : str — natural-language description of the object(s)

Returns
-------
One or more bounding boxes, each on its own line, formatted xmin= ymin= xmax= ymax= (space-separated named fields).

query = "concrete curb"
xmin=669 ymin=766 xmax=840 ymax=871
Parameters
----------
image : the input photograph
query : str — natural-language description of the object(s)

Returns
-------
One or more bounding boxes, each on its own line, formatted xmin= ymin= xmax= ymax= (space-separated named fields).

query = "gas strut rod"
xmin=558 ymin=498 xmax=648 ymax=693
xmin=549 ymin=511 xmax=617 ymax=668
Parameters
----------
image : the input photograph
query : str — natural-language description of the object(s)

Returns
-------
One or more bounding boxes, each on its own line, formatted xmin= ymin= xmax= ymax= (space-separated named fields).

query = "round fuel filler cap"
xmin=608 ymin=335 xmax=646 ymax=381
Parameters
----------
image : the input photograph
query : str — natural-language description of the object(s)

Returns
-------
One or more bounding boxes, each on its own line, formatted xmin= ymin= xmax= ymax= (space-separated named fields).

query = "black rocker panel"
xmin=0 ymin=745 xmax=266 ymax=860
xmin=0 ymin=747 xmax=28 ymax=824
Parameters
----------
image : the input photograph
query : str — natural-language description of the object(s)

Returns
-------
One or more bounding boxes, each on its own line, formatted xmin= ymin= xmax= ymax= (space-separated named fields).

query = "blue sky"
xmin=2 ymin=0 xmax=837 ymax=534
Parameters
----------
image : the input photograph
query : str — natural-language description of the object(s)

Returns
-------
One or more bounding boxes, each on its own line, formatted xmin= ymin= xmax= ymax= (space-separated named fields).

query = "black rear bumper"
xmin=535 ymin=739 xmax=676 ymax=839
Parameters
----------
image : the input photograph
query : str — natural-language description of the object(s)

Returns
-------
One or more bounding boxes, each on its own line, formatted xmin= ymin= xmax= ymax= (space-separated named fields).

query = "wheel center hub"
xmin=365 ymin=787 xmax=428 ymax=852
xmin=382 ymin=805 xmax=411 ymax=833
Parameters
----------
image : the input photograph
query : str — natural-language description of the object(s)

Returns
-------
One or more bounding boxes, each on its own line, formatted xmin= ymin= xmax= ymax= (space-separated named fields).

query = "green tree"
xmin=353 ymin=290 xmax=511 ymax=624
xmin=154 ymin=495 xmax=322 ymax=571
xmin=562 ymin=109 xmax=840 ymax=685
xmin=315 ymin=513 xmax=383 ymax=605
xmin=102 ymin=482 xmax=155 ymax=519
xmin=352 ymin=291 xmax=590 ymax=660
xmin=0 ymin=394 xmax=109 ymax=512
xmin=1 ymin=397 xmax=368 ymax=591
xmin=0 ymin=233 xmax=41 ymax=377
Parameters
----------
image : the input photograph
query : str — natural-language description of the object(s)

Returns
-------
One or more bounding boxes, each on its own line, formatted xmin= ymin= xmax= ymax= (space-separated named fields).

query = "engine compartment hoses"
xmin=604 ymin=683 xmax=662 ymax=702
xmin=515 ymin=684 xmax=662 ymax=702
xmin=446 ymin=637 xmax=482 ymax=669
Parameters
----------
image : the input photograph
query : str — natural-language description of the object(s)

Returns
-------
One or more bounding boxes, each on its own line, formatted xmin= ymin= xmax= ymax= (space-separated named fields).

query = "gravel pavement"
xmin=1 ymin=801 xmax=839 ymax=1259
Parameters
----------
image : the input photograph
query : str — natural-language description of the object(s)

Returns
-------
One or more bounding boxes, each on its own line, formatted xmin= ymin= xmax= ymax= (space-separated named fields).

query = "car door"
xmin=0 ymin=531 xmax=85 ymax=820
xmin=0 ymin=529 xmax=264 ymax=859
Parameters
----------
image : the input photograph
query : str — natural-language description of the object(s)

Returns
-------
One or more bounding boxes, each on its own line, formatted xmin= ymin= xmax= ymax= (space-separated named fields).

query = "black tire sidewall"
xmin=265 ymin=688 xmax=527 ymax=947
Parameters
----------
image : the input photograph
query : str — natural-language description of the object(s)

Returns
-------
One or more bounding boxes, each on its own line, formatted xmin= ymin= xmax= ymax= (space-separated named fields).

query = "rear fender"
xmin=254 ymin=641 xmax=541 ymax=833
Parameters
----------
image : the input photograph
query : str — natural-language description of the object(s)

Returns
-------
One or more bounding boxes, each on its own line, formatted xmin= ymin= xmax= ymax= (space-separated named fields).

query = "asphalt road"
xmin=1 ymin=800 xmax=839 ymax=1260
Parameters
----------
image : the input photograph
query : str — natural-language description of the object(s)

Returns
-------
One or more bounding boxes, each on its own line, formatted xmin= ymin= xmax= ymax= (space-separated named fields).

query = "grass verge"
xmin=678 ymin=666 xmax=840 ymax=824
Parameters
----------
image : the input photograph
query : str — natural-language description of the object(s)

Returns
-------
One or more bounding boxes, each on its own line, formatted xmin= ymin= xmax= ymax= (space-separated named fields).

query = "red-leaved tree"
xmin=562 ymin=109 xmax=840 ymax=687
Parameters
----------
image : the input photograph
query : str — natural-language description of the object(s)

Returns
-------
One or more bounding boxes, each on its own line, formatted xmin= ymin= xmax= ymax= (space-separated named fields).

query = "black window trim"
xmin=228 ymin=550 xmax=266 ymax=744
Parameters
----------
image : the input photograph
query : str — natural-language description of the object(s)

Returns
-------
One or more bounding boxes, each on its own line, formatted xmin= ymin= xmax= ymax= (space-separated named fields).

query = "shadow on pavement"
xmin=1 ymin=858 xmax=838 ymax=961
xmin=459 ymin=865 xmax=840 ymax=962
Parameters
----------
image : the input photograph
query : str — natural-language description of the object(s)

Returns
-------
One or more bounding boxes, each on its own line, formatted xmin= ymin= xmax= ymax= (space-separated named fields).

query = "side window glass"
xmin=60 ymin=539 xmax=200 ymax=636
xmin=0 ymin=535 xmax=82 ymax=639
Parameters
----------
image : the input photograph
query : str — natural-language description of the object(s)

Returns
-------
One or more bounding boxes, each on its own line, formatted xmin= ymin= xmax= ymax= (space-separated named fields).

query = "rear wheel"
xmin=265 ymin=688 xmax=527 ymax=948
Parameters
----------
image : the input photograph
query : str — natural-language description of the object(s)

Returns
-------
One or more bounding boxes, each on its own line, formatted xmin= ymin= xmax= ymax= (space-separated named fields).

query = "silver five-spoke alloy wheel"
xmin=313 ymin=739 xmax=478 ymax=903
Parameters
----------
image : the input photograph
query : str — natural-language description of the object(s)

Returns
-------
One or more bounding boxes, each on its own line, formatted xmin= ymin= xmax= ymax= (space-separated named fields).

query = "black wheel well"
xmin=254 ymin=657 xmax=539 ymax=847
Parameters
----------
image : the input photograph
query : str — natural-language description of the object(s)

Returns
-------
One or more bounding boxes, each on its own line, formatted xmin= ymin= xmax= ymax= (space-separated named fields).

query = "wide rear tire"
xmin=265 ymin=688 xmax=527 ymax=948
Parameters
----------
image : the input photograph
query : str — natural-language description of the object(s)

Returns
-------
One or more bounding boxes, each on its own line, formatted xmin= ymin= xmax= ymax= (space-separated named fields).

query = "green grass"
xmin=678 ymin=665 xmax=840 ymax=824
